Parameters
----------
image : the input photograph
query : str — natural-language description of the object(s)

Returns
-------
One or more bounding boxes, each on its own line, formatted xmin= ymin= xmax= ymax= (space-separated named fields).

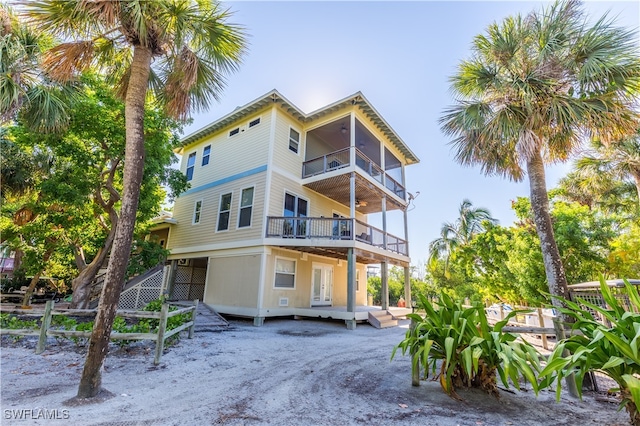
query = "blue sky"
xmin=183 ymin=1 xmax=640 ymax=265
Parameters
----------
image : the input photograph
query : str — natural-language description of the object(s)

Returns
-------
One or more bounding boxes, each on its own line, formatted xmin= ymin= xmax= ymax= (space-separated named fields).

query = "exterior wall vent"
xmin=279 ymin=297 xmax=289 ymax=307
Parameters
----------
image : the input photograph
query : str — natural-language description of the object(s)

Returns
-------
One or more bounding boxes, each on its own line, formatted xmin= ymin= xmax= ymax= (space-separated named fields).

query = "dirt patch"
xmin=0 ymin=319 xmax=630 ymax=425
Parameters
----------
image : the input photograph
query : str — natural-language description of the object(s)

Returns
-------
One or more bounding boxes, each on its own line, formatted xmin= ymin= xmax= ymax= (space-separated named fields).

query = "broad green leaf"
xmin=601 ymin=356 xmax=625 ymax=370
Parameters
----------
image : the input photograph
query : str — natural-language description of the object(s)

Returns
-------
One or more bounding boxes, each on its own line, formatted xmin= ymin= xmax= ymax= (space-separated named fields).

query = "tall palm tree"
xmin=24 ymin=1 xmax=246 ymax=398
xmin=428 ymin=199 xmax=496 ymax=272
xmin=440 ymin=0 xmax=640 ymax=318
xmin=576 ymin=134 xmax=640 ymax=208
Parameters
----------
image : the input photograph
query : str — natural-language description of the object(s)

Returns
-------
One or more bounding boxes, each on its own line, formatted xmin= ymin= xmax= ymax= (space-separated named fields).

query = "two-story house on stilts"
xmin=154 ymin=90 xmax=419 ymax=329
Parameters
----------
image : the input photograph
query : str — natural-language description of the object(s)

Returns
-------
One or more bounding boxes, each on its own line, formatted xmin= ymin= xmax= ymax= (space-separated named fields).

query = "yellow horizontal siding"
xmin=168 ymin=173 xmax=266 ymax=250
xmin=180 ymin=109 xmax=271 ymax=189
xmin=262 ymin=248 xmax=367 ymax=309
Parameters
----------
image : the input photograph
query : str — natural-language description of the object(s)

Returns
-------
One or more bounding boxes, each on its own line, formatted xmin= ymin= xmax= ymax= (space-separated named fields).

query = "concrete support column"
xmin=381 ymin=261 xmax=389 ymax=310
xmin=346 ymin=248 xmax=357 ymax=330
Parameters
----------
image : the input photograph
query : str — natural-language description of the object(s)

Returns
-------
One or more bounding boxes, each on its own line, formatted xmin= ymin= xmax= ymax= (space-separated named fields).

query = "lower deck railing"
xmin=265 ymin=216 xmax=407 ymax=256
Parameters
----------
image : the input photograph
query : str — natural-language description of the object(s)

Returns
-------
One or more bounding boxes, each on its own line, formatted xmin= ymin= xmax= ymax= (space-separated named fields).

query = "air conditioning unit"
xmin=177 ymin=258 xmax=191 ymax=266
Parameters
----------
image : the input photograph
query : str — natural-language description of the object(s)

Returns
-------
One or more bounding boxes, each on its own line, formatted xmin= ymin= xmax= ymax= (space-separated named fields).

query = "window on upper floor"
xmin=217 ymin=192 xmax=232 ymax=231
xmin=248 ymin=117 xmax=261 ymax=128
xmin=238 ymin=187 xmax=254 ymax=228
xmin=193 ymin=200 xmax=203 ymax=224
xmin=229 ymin=127 xmax=240 ymax=137
xmin=186 ymin=152 xmax=196 ymax=181
xmin=274 ymin=257 xmax=296 ymax=289
xmin=289 ymin=128 xmax=300 ymax=154
xmin=202 ymin=145 xmax=211 ymax=166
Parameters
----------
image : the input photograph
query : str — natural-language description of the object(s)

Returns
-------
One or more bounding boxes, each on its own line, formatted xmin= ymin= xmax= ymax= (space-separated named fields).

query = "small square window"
xmin=249 ymin=117 xmax=260 ymax=128
xmin=202 ymin=145 xmax=211 ymax=166
xmin=289 ymin=128 xmax=300 ymax=153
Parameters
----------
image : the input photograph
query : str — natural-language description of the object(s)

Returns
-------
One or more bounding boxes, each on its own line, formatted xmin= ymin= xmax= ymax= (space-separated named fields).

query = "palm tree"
xmin=428 ymin=199 xmax=497 ymax=273
xmin=440 ymin=0 xmax=640 ymax=319
xmin=575 ymin=134 xmax=640 ymax=208
xmin=0 ymin=4 xmax=72 ymax=131
xmin=24 ymin=1 xmax=247 ymax=398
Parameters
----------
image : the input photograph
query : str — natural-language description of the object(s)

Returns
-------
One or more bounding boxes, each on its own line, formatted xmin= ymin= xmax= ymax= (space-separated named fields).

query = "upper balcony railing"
xmin=302 ymin=148 xmax=405 ymax=200
xmin=265 ymin=216 xmax=408 ymax=256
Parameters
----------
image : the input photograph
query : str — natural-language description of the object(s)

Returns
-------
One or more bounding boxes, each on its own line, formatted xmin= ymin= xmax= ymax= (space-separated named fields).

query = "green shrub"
xmin=0 ymin=313 xmax=39 ymax=341
xmin=392 ymin=292 xmax=545 ymax=399
xmin=540 ymin=277 xmax=640 ymax=426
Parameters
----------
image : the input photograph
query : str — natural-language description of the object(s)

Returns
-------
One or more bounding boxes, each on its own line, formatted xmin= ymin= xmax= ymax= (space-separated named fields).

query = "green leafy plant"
xmin=0 ymin=313 xmax=39 ymax=341
xmin=0 ymin=313 xmax=39 ymax=330
xmin=392 ymin=292 xmax=545 ymax=399
xmin=540 ymin=277 xmax=640 ymax=425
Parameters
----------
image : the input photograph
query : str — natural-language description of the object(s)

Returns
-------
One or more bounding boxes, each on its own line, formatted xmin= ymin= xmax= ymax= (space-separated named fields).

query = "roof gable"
xmin=180 ymin=90 xmax=419 ymax=165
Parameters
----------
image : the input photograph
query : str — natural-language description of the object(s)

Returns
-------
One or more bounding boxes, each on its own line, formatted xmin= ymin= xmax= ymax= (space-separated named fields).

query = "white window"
xmin=229 ymin=127 xmax=240 ymax=137
xmin=238 ymin=187 xmax=254 ymax=228
xmin=217 ymin=192 xmax=232 ymax=231
xmin=202 ymin=145 xmax=211 ymax=166
xmin=289 ymin=128 xmax=300 ymax=154
xmin=356 ymin=269 xmax=360 ymax=292
xmin=186 ymin=152 xmax=196 ymax=181
xmin=248 ymin=117 xmax=261 ymax=128
xmin=192 ymin=200 xmax=203 ymax=224
xmin=275 ymin=258 xmax=296 ymax=288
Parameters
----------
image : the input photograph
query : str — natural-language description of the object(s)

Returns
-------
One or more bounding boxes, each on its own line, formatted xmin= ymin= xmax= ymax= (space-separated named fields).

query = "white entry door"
xmin=311 ymin=264 xmax=333 ymax=306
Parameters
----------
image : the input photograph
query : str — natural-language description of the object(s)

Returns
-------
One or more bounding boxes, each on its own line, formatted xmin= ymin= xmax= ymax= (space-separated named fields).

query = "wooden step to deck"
xmin=368 ymin=310 xmax=398 ymax=329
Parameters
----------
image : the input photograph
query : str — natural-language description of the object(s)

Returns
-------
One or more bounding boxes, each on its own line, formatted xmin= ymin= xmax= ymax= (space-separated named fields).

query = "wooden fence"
xmin=0 ymin=300 xmax=198 ymax=364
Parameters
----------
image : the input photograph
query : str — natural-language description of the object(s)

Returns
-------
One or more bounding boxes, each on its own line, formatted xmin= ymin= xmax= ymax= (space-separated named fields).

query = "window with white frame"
xmin=274 ymin=258 xmax=296 ymax=288
xmin=356 ymin=269 xmax=360 ymax=292
xmin=186 ymin=152 xmax=196 ymax=181
xmin=202 ymin=145 xmax=211 ymax=166
xmin=193 ymin=200 xmax=203 ymax=224
xmin=288 ymin=128 xmax=300 ymax=153
xmin=217 ymin=192 xmax=232 ymax=231
xmin=283 ymin=192 xmax=308 ymax=237
xmin=229 ymin=127 xmax=240 ymax=137
xmin=248 ymin=117 xmax=261 ymax=128
xmin=238 ymin=187 xmax=254 ymax=228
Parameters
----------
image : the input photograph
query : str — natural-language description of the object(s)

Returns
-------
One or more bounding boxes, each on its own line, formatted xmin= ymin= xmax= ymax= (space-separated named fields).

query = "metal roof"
xmin=178 ymin=90 xmax=420 ymax=165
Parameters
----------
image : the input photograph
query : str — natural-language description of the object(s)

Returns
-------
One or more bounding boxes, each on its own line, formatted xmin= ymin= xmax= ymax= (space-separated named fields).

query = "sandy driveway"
xmin=0 ymin=318 xmax=629 ymax=425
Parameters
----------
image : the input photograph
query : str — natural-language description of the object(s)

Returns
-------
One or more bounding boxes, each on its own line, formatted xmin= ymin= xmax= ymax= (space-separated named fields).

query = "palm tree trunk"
xmin=77 ymin=45 xmax=152 ymax=398
xmin=526 ymin=151 xmax=571 ymax=323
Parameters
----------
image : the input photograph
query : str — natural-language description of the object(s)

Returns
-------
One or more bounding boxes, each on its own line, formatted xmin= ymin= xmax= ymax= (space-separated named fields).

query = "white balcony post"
xmin=381 ymin=195 xmax=387 ymax=249
xmin=381 ymin=261 xmax=389 ymax=310
xmin=403 ymin=204 xmax=411 ymax=305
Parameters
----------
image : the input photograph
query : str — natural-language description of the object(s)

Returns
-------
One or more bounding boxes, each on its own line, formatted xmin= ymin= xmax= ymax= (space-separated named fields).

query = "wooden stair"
xmin=368 ymin=309 xmax=398 ymax=329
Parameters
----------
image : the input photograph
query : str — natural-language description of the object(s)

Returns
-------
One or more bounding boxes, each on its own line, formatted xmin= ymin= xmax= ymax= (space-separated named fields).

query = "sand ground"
xmin=0 ymin=317 xmax=630 ymax=426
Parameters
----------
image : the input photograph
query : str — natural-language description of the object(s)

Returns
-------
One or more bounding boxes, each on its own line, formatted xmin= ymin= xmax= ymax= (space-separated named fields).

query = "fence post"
xmin=188 ymin=299 xmax=198 ymax=339
xmin=154 ymin=303 xmax=170 ymax=365
xmin=537 ymin=308 xmax=549 ymax=350
xmin=36 ymin=300 xmax=54 ymax=354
